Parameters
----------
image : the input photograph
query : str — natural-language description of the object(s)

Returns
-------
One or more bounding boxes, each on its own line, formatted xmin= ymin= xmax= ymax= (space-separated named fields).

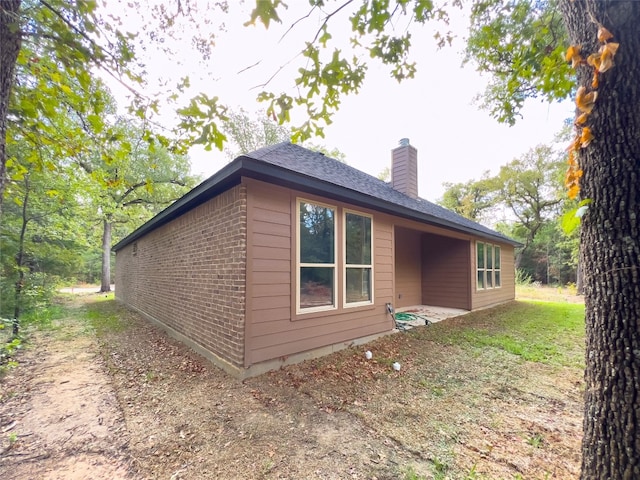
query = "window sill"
xmin=293 ymin=303 xmax=376 ymax=321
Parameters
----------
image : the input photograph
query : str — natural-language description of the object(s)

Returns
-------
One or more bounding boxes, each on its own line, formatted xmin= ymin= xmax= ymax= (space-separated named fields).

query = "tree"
xmin=377 ymin=166 xmax=390 ymax=182
xmin=0 ymin=0 xmax=135 ymax=207
xmin=0 ymin=0 xmax=226 ymax=209
xmin=439 ymin=172 xmax=496 ymax=222
xmin=223 ymin=108 xmax=290 ymax=160
xmin=253 ymin=1 xmax=639 ymax=477
xmin=76 ymin=120 xmax=195 ymax=292
xmin=0 ymin=1 xmax=22 ymax=207
xmin=222 ymin=108 xmax=347 ymax=162
xmin=439 ymin=144 xmax=570 ymax=281
xmin=496 ymin=218 xmax=578 ymax=285
xmin=4 ymin=25 xmax=194 ymax=294
xmin=495 ymin=145 xmax=565 ymax=267
xmin=559 ymin=3 xmax=639 ymax=477
xmin=0 ymin=151 xmax=91 ymax=333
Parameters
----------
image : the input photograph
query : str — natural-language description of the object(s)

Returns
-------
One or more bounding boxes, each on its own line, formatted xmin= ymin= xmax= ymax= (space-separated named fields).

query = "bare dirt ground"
xmin=1 ymin=290 xmax=584 ymax=479
xmin=0 ymin=301 xmax=130 ymax=479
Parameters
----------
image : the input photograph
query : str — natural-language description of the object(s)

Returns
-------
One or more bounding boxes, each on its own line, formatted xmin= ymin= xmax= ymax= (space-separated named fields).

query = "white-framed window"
xmin=297 ymin=199 xmax=337 ymax=313
xmin=477 ymin=242 xmax=501 ymax=290
xmin=344 ymin=210 xmax=373 ymax=307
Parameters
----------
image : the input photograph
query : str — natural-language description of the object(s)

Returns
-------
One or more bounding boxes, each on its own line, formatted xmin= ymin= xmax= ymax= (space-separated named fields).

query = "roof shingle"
xmin=114 ymin=141 xmax=517 ymax=251
xmin=244 ymin=142 xmax=515 ymax=244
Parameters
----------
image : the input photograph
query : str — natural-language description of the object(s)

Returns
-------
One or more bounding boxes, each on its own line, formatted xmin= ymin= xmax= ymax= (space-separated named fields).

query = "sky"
xmin=107 ymin=1 xmax=574 ymax=203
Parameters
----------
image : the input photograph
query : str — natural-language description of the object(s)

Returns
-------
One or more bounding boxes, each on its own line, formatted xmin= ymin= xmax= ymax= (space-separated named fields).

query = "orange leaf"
xmin=597 ymin=26 xmax=613 ymax=43
xmin=587 ymin=53 xmax=602 ymax=70
xmin=570 ymin=135 xmax=582 ymax=153
xmin=598 ymin=42 xmax=619 ymax=73
xmin=565 ymin=45 xmax=578 ymax=61
xmin=565 ymin=45 xmax=582 ymax=68
xmin=568 ymin=184 xmax=580 ymax=200
xmin=576 ymin=86 xmax=598 ymax=113
xmin=599 ymin=53 xmax=613 ymax=73
xmin=604 ymin=42 xmax=619 ymax=56
xmin=580 ymin=127 xmax=594 ymax=148
xmin=576 ymin=112 xmax=589 ymax=125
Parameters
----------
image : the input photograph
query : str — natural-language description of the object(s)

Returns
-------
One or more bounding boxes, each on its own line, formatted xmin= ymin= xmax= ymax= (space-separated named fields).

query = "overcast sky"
xmin=108 ymin=1 xmax=573 ymax=202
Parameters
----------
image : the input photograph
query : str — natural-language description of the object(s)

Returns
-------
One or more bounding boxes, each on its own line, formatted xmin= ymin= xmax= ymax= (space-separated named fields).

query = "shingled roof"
xmin=113 ymin=142 xmax=517 ymax=251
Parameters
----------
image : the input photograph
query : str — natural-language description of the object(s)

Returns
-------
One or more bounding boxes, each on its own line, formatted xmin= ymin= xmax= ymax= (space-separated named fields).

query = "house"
xmin=113 ymin=139 xmax=518 ymax=378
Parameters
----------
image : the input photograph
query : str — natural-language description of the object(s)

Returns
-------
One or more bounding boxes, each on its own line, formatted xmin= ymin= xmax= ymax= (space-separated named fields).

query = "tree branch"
xmin=118 ymin=179 xmax=186 ymax=204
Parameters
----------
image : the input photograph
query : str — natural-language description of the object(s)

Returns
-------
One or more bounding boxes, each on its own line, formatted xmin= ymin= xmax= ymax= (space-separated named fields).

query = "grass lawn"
xmin=422 ymin=300 xmax=585 ymax=368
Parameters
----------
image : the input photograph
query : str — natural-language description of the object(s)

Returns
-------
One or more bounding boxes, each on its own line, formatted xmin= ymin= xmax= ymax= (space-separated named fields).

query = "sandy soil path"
xmin=0 ymin=315 xmax=133 ymax=479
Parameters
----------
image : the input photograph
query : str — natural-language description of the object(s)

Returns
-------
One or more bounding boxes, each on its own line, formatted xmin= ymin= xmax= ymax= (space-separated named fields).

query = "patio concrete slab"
xmin=394 ymin=305 xmax=469 ymax=330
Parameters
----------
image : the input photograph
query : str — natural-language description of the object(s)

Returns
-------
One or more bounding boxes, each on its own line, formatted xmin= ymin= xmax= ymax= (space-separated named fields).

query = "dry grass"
xmin=253 ymin=299 xmax=585 ymax=479
xmin=516 ymin=284 xmax=584 ymax=304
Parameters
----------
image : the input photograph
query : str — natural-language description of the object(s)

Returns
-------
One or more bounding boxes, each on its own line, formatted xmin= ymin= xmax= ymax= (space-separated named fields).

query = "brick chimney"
xmin=391 ymin=138 xmax=418 ymax=198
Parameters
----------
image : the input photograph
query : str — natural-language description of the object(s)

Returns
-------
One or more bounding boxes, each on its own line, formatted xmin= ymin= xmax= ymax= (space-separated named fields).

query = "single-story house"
xmin=113 ymin=139 xmax=518 ymax=378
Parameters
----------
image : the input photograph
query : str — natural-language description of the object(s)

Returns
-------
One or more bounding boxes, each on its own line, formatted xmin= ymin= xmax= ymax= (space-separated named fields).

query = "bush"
xmin=0 ymin=318 xmax=21 ymax=373
xmin=515 ymin=268 xmax=533 ymax=286
xmin=0 ymin=273 xmax=59 ymax=318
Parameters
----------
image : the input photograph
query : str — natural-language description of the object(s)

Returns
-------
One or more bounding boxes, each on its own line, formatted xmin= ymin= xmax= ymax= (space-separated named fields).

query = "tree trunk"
xmin=100 ymin=219 xmax=112 ymax=292
xmin=560 ymin=2 xmax=640 ymax=478
xmin=0 ymin=1 xmax=22 ymax=212
xmin=13 ymin=175 xmax=29 ymax=336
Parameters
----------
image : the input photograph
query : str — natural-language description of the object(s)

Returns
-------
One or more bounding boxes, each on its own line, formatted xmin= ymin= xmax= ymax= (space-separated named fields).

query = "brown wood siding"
xmin=245 ymin=178 xmax=394 ymax=366
xmin=394 ymin=227 xmax=423 ymax=308
xmin=114 ymin=185 xmax=247 ymax=368
xmin=421 ymin=234 xmax=471 ymax=309
xmin=391 ymin=144 xmax=418 ymax=198
xmin=471 ymin=242 xmax=516 ymax=309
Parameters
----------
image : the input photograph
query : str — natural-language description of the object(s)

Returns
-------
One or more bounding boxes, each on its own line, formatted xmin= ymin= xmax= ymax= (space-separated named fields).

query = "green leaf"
xmin=87 ymin=114 xmax=104 ymax=133
xmin=245 ymin=0 xmax=285 ymax=28
xmin=561 ymin=199 xmax=592 ymax=234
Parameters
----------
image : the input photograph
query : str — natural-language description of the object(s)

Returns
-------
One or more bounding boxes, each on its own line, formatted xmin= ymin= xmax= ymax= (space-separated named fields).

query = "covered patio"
xmin=394 ymin=226 xmax=473 ymax=312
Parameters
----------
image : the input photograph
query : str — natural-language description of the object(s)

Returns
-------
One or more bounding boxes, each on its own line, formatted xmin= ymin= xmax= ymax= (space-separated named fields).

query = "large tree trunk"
xmin=560 ymin=2 xmax=640 ymax=478
xmin=0 ymin=1 xmax=22 ymax=212
xmin=100 ymin=219 xmax=112 ymax=292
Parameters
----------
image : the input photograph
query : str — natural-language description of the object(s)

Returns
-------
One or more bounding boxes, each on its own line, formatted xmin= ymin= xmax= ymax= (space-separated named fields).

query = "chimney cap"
xmin=399 ymin=138 xmax=410 ymax=147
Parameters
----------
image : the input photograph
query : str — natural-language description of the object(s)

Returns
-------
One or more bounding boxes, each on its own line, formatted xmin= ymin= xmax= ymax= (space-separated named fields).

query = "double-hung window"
xmin=344 ymin=211 xmax=373 ymax=306
xmin=477 ymin=242 xmax=501 ymax=289
xmin=297 ymin=200 xmax=336 ymax=312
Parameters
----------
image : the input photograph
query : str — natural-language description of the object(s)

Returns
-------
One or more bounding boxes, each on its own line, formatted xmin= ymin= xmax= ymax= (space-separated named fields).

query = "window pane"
xmin=495 ymin=271 xmax=501 ymax=287
xmin=346 ymin=213 xmax=371 ymax=265
xmin=486 ymin=245 xmax=493 ymax=269
xmin=299 ymin=202 xmax=334 ymax=263
xmin=346 ymin=268 xmax=372 ymax=304
xmin=477 ymin=242 xmax=485 ymax=269
xmin=487 ymin=271 xmax=493 ymax=288
xmin=300 ymin=267 xmax=334 ymax=309
xmin=477 ymin=270 xmax=485 ymax=289
xmin=494 ymin=246 xmax=501 ymax=269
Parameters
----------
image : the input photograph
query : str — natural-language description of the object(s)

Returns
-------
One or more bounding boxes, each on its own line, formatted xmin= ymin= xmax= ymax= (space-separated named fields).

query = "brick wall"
xmin=115 ymin=184 xmax=247 ymax=368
